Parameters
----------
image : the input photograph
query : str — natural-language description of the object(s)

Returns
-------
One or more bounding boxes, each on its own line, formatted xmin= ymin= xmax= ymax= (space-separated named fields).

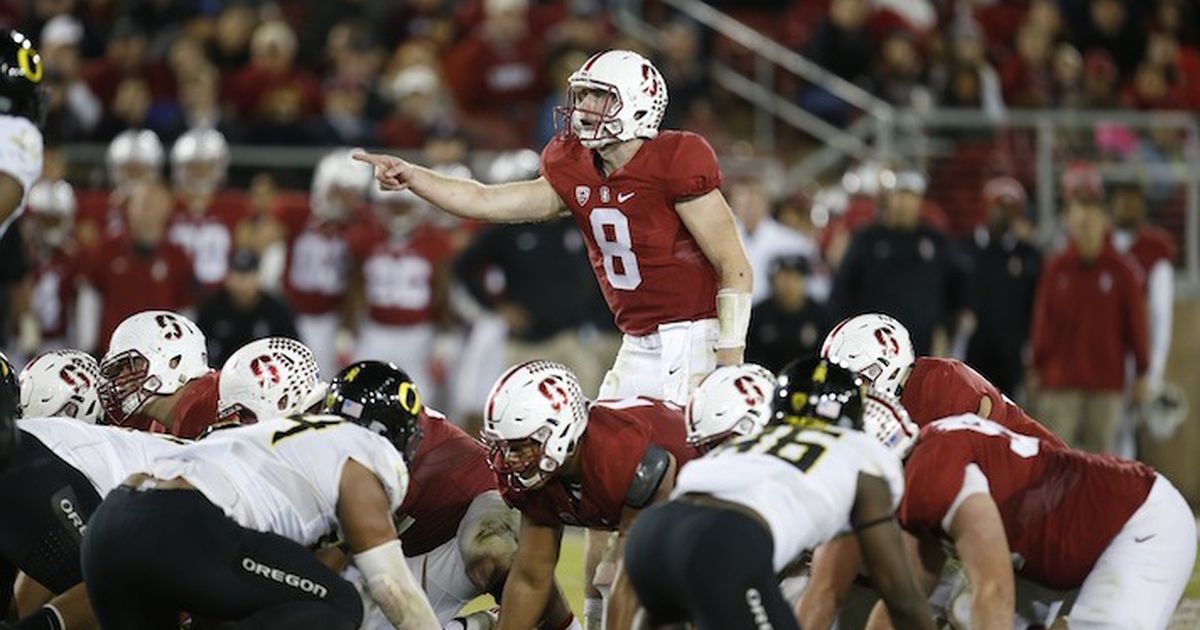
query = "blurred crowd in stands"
xmin=0 ymin=0 xmax=1193 ymax=457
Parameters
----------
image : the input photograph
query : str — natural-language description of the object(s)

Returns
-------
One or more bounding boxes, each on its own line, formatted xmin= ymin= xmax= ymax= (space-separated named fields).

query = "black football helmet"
xmin=0 ymin=351 xmax=22 ymax=470
xmin=0 ymin=29 xmax=44 ymax=125
xmin=324 ymin=361 xmax=423 ymax=457
xmin=772 ymin=357 xmax=866 ymax=430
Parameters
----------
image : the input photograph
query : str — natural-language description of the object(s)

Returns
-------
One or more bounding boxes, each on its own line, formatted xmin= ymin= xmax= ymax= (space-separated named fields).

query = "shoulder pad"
xmin=624 ymin=445 xmax=670 ymax=509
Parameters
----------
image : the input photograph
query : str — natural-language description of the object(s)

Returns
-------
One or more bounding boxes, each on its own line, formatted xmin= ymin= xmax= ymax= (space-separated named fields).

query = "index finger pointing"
xmin=351 ymin=151 xmax=389 ymax=166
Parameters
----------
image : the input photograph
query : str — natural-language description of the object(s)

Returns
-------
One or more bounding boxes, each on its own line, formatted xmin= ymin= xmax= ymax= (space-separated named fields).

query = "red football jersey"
xmin=500 ymin=398 xmax=698 ymax=529
xmin=123 ymin=371 xmax=220 ymax=439
xmin=901 ymin=357 xmax=1066 ymax=448
xmin=83 ymin=236 xmax=195 ymax=353
xmin=898 ymin=416 xmax=1156 ymax=590
xmin=282 ymin=219 xmax=352 ymax=315
xmin=30 ymin=247 xmax=81 ymax=342
xmin=167 ymin=195 xmax=250 ymax=292
xmin=349 ymin=223 xmax=453 ymax=326
xmin=540 ymin=131 xmax=722 ymax=336
xmin=397 ymin=410 xmax=498 ymax=556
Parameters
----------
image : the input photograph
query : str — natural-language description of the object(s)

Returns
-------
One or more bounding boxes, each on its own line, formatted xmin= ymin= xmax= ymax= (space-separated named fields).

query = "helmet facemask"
xmin=485 ymin=425 xmax=560 ymax=490
xmin=559 ymin=81 xmax=624 ymax=149
xmin=98 ymin=350 xmax=159 ymax=425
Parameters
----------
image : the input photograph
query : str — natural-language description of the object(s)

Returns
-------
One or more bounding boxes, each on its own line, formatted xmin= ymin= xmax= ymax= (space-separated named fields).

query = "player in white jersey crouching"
xmin=81 ymin=413 xmax=438 ymax=629
xmin=0 ymin=352 xmax=186 ymax=630
xmin=623 ymin=359 xmax=935 ymax=630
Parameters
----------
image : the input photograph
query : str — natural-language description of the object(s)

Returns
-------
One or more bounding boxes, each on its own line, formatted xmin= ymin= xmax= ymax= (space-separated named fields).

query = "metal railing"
xmin=891 ymin=107 xmax=1200 ymax=293
xmin=613 ymin=0 xmax=894 ymax=158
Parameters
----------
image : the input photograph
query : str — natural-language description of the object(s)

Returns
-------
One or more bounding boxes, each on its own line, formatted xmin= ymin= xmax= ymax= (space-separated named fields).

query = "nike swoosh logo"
xmin=1134 ymin=535 xmax=1156 ymax=543
xmin=617 ymin=192 xmax=635 ymax=203
xmin=667 ymin=366 xmax=681 ymax=375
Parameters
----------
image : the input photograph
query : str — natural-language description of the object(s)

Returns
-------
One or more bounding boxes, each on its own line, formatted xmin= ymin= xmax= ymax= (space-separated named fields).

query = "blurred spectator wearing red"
xmin=81 ymin=180 xmax=195 ymax=355
xmin=442 ymin=0 xmax=547 ymax=147
xmin=225 ymin=20 xmax=321 ymax=134
xmin=1030 ymin=164 xmax=1148 ymax=454
xmin=82 ymin=19 xmax=174 ymax=116
xmin=964 ymin=177 xmax=1042 ymax=397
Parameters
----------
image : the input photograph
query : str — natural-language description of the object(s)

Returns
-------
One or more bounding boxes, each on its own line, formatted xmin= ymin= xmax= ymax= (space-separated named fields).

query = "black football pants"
xmin=81 ymin=486 xmax=362 ymax=630
xmin=624 ymin=500 xmax=800 ymax=630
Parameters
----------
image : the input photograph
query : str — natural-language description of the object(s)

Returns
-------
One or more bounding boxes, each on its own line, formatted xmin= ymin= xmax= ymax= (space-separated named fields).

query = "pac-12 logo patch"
xmin=575 ymin=186 xmax=590 ymax=206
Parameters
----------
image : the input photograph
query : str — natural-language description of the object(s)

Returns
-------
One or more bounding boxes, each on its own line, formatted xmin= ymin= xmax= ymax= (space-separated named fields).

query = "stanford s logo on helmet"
xmin=98 ymin=310 xmax=209 ymax=426
xmin=821 ymin=313 xmax=915 ymax=398
xmin=686 ymin=364 xmax=776 ymax=451
xmin=219 ymin=337 xmax=326 ymax=425
xmin=558 ymin=49 xmax=668 ymax=149
xmin=482 ymin=361 xmax=588 ymax=491
xmin=19 ymin=350 xmax=103 ymax=423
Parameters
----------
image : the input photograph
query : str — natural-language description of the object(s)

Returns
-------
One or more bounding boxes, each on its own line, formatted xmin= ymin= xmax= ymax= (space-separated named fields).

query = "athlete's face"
xmin=572 ymin=86 xmax=618 ymax=130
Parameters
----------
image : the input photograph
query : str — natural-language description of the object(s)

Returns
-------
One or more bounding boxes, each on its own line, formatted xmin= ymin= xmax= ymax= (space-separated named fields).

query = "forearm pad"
xmin=355 ymin=540 xmax=438 ymax=630
xmin=715 ymin=288 xmax=752 ymax=350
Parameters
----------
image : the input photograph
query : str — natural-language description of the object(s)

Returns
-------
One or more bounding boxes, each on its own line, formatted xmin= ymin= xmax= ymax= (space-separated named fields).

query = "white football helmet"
xmin=98 ymin=310 xmax=209 ymax=425
xmin=482 ymin=361 xmax=589 ymax=490
xmin=862 ymin=389 xmax=918 ymax=459
xmin=170 ymin=128 xmax=230 ymax=198
xmin=311 ymin=148 xmax=372 ymax=222
xmin=821 ymin=313 xmax=916 ymax=398
xmin=686 ymin=364 xmax=776 ymax=451
xmin=219 ymin=337 xmax=327 ymax=424
xmin=562 ymin=49 xmax=668 ymax=149
xmin=106 ymin=129 xmax=164 ymax=188
xmin=19 ymin=350 xmax=103 ymax=423
xmin=26 ymin=180 xmax=77 ymax=247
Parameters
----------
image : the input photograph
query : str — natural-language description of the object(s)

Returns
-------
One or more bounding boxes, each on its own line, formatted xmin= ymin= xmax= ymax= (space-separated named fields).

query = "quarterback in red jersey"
xmin=324 ymin=361 xmax=579 ymax=630
xmin=354 ymin=49 xmax=752 ymax=406
xmin=96 ymin=310 xmax=220 ymax=439
xmin=481 ymin=360 xmax=697 ymax=630
xmin=821 ymin=312 xmax=1065 ymax=447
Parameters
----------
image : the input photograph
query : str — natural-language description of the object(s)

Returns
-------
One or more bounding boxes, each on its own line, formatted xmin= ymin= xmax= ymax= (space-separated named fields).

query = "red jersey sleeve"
xmin=662 ymin=131 xmax=723 ymax=203
xmin=897 ymin=429 xmax=973 ymax=537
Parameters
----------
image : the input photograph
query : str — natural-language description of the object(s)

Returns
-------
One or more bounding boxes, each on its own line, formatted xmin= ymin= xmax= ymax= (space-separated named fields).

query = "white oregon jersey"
xmin=0 ymin=115 xmax=43 ymax=235
xmin=673 ymin=422 xmax=904 ymax=571
xmin=17 ymin=417 xmax=186 ymax=497
xmin=145 ymin=416 xmax=409 ymax=547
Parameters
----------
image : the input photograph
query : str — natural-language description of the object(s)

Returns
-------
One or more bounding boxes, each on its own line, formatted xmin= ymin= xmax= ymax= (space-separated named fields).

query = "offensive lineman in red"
xmin=863 ymin=413 xmax=1194 ymax=629
xmin=820 ymin=312 xmax=1065 ymax=446
xmin=481 ymin=360 xmax=698 ymax=630
xmin=353 ymin=49 xmax=753 ymax=405
xmin=96 ymin=310 xmax=220 ymax=439
xmin=323 ymin=361 xmax=578 ymax=629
